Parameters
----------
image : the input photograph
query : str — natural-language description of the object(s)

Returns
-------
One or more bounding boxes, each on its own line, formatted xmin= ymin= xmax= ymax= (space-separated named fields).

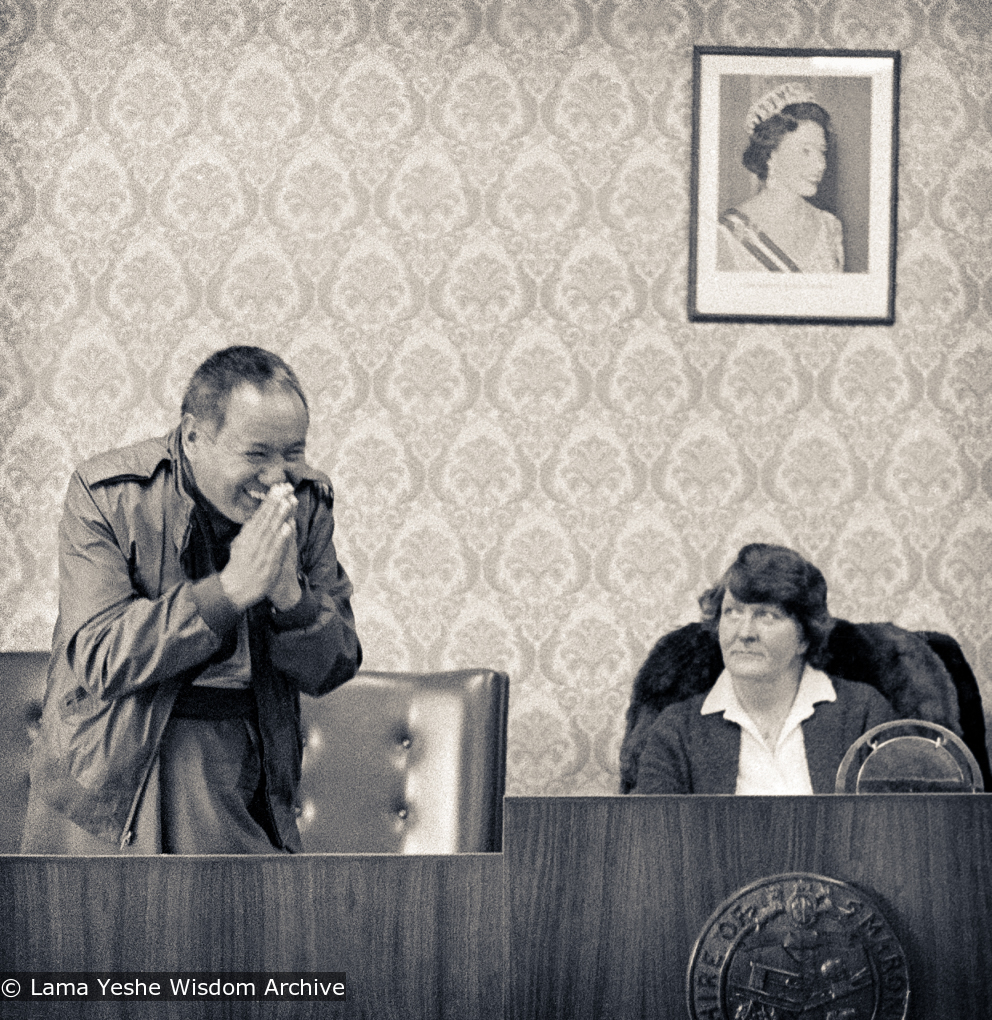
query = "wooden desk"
xmin=0 ymin=853 xmax=503 ymax=1020
xmin=504 ymin=796 xmax=992 ymax=1020
xmin=6 ymin=796 xmax=991 ymax=1019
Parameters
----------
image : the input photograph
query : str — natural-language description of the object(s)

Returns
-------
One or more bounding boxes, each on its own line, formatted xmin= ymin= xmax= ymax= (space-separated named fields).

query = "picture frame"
xmin=688 ymin=47 xmax=900 ymax=325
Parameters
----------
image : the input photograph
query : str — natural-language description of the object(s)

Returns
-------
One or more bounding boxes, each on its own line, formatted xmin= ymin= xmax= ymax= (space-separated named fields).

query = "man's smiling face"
xmin=183 ymin=382 xmax=309 ymax=524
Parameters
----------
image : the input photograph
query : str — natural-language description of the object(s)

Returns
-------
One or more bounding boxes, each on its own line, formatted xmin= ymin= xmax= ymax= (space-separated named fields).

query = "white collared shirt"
xmin=701 ymin=665 xmax=837 ymax=795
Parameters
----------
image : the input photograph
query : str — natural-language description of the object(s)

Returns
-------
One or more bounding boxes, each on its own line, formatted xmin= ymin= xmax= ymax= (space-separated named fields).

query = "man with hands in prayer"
xmin=22 ymin=346 xmax=361 ymax=854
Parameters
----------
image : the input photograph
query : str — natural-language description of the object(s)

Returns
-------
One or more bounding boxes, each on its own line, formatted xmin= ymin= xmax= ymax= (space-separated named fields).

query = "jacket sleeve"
xmin=56 ymin=470 xmax=231 ymax=701
xmin=633 ymin=706 xmax=693 ymax=794
xmin=263 ymin=484 xmax=362 ymax=697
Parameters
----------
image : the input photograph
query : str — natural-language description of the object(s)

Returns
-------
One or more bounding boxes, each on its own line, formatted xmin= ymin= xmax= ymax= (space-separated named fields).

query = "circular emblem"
xmin=687 ymin=874 xmax=909 ymax=1020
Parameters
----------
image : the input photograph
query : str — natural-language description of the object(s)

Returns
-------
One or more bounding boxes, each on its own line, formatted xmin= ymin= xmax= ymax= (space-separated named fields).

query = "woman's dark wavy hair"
xmin=698 ymin=543 xmax=833 ymax=668
xmin=181 ymin=346 xmax=309 ymax=433
xmin=742 ymin=102 xmax=831 ymax=182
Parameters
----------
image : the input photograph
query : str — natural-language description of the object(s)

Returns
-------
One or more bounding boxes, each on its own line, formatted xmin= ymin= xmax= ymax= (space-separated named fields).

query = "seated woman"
xmin=718 ymin=82 xmax=844 ymax=273
xmin=634 ymin=544 xmax=897 ymax=794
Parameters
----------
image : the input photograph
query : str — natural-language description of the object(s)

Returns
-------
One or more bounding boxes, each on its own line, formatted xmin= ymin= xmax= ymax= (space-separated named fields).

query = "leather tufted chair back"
xmin=297 ymin=669 xmax=509 ymax=853
xmin=0 ymin=652 xmax=47 ymax=853
xmin=0 ymin=654 xmax=509 ymax=855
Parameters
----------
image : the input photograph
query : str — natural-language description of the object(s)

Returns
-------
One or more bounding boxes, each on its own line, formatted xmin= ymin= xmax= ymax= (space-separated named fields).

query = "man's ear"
xmin=181 ymin=412 xmax=205 ymax=459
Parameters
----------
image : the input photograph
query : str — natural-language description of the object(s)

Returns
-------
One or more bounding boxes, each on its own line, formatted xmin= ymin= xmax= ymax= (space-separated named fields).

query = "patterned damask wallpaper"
xmin=1 ymin=0 xmax=990 ymax=795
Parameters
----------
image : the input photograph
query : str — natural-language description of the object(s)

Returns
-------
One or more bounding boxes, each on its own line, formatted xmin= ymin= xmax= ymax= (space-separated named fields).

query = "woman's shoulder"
xmin=658 ymin=690 xmax=710 ymax=719
xmin=720 ymin=197 xmax=762 ymax=227
xmin=719 ymin=205 xmax=749 ymax=231
xmin=650 ymin=691 xmax=737 ymax=740
xmin=810 ymin=204 xmax=843 ymax=229
xmin=643 ymin=693 xmax=713 ymax=744
xmin=732 ymin=193 xmax=766 ymax=215
xmin=827 ymin=676 xmax=899 ymax=718
xmin=829 ymin=675 xmax=887 ymax=699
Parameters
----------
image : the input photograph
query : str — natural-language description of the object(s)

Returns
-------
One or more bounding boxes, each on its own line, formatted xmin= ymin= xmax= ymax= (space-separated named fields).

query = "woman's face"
xmin=766 ymin=120 xmax=827 ymax=197
xmin=718 ymin=590 xmax=808 ymax=685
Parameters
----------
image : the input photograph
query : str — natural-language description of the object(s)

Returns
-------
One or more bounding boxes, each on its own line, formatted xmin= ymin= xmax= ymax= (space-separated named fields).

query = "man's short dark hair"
xmin=698 ymin=543 xmax=833 ymax=668
xmin=742 ymin=102 xmax=832 ymax=182
xmin=181 ymin=346 xmax=309 ymax=433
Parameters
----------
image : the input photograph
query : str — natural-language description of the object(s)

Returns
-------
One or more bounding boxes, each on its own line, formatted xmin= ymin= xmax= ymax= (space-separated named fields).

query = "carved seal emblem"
xmin=687 ymin=873 xmax=909 ymax=1020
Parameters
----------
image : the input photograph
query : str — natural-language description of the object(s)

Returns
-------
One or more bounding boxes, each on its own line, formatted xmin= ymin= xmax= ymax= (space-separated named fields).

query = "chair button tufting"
xmin=397 ymin=807 xmax=408 ymax=820
xmin=401 ymin=736 xmax=411 ymax=749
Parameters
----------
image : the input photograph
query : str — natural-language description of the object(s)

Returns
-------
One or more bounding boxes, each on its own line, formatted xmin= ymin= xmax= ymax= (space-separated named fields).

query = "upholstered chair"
xmin=0 ymin=652 xmax=45 ymax=853
xmin=297 ymin=669 xmax=508 ymax=853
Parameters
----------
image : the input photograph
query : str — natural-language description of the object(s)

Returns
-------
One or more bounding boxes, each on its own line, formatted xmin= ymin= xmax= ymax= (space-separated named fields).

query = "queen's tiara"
xmin=745 ymin=81 xmax=816 ymax=135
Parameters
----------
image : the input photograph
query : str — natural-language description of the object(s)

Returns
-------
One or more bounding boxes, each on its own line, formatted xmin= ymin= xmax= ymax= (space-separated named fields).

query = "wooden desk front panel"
xmin=0 ymin=853 xmax=503 ymax=1020
xmin=504 ymin=795 xmax=992 ymax=1020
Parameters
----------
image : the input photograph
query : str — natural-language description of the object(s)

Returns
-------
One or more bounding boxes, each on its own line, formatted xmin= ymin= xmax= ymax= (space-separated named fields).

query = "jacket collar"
xmin=165 ymin=427 xmax=197 ymax=554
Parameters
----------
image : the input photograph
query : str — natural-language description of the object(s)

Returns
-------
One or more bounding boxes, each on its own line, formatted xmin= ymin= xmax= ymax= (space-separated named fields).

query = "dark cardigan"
xmin=633 ymin=677 xmax=897 ymax=794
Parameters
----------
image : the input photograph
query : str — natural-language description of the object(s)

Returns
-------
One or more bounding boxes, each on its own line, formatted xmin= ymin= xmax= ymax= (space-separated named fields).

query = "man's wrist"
xmin=268 ymin=576 xmax=320 ymax=631
xmin=194 ymin=575 xmax=244 ymax=634
xmin=270 ymin=574 xmax=304 ymax=613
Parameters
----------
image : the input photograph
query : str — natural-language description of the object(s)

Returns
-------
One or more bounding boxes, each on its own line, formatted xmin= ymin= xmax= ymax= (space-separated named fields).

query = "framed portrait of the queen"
xmin=688 ymin=47 xmax=900 ymax=324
